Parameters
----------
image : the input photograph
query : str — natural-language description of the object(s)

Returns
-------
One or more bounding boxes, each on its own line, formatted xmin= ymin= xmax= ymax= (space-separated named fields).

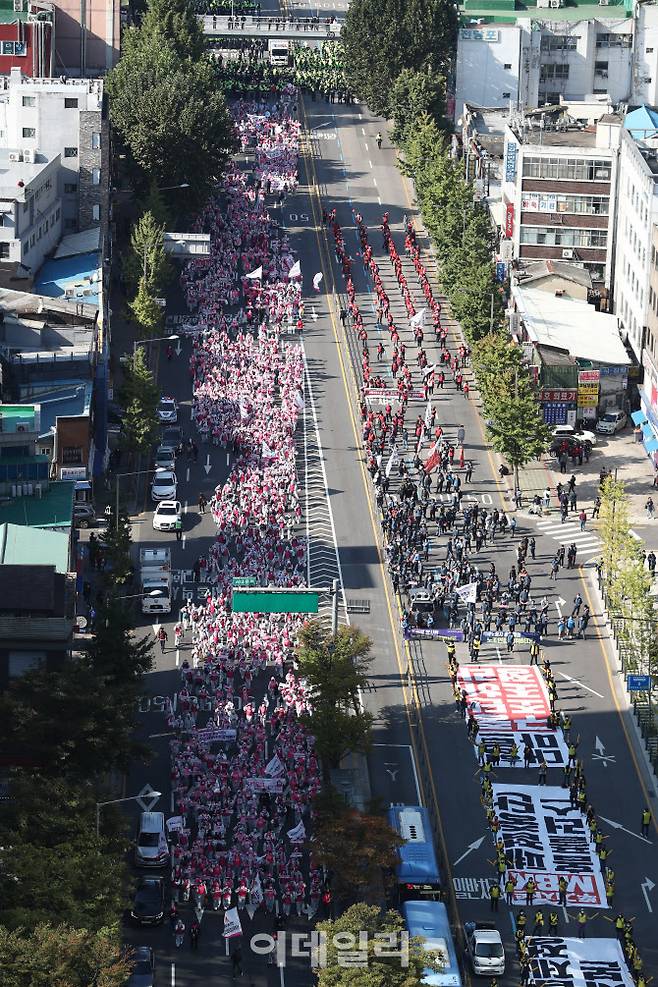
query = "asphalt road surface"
xmin=110 ymin=94 xmax=658 ymax=985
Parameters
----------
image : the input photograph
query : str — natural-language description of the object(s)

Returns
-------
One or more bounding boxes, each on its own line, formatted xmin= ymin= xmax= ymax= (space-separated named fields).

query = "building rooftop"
xmin=460 ymin=0 xmax=631 ymax=22
xmin=22 ymin=380 xmax=92 ymax=440
xmin=0 ymin=149 xmax=56 ymax=199
xmin=0 ymin=480 xmax=74 ymax=529
xmin=513 ymin=285 xmax=631 ymax=365
xmin=0 ymin=522 xmax=69 ymax=573
xmin=625 ymin=104 xmax=658 ymax=142
xmin=516 ymin=259 xmax=593 ymax=288
xmin=0 ymin=564 xmax=68 ymax=615
xmin=35 ymin=251 xmax=102 ymax=307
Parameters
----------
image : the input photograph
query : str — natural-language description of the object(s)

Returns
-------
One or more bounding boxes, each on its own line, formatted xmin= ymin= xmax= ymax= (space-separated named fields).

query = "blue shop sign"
xmin=505 ymin=141 xmax=518 ymax=182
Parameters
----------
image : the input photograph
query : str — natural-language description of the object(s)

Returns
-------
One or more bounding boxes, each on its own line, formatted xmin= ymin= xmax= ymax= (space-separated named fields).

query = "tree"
xmin=98 ymin=510 xmax=133 ymax=587
xmin=0 ymin=661 xmax=147 ymax=781
xmin=485 ymin=366 xmax=551 ymax=489
xmin=123 ymin=209 xmax=172 ymax=294
xmin=315 ymin=904 xmax=444 ymax=987
xmin=389 ymin=68 xmax=445 ymax=145
xmin=310 ymin=789 xmax=403 ymax=900
xmin=139 ymin=0 xmax=205 ymax=60
xmin=130 ymin=276 xmax=165 ymax=337
xmin=119 ymin=348 xmax=160 ymax=457
xmin=0 ymin=777 xmax=129 ymax=932
xmin=0 ymin=923 xmax=131 ymax=987
xmin=88 ymin=595 xmax=154 ymax=688
xmin=107 ymin=34 xmax=236 ymax=205
xmin=296 ymin=622 xmax=374 ymax=779
xmin=343 ymin=0 xmax=455 ymax=117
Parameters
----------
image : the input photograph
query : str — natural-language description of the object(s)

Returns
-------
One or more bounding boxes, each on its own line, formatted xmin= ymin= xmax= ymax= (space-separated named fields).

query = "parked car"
xmin=156 ymin=397 xmax=178 ymax=423
xmin=130 ymin=878 xmax=165 ymax=926
xmin=73 ymin=502 xmax=96 ymax=528
xmin=549 ymin=434 xmax=593 ymax=457
xmin=160 ymin=425 xmax=183 ymax=450
xmin=596 ymin=408 xmax=628 ymax=434
xmin=127 ymin=946 xmax=156 ymax=987
xmin=465 ymin=922 xmax=505 ymax=976
xmin=154 ymin=445 xmax=176 ymax=471
xmin=551 ymin=424 xmax=597 ymax=447
xmin=134 ymin=811 xmax=169 ymax=868
xmin=153 ymin=500 xmax=182 ymax=532
xmin=150 ymin=469 xmax=177 ymax=503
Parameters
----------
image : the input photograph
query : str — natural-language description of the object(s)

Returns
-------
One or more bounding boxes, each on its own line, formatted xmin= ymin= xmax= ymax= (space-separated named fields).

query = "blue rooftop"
xmin=20 ymin=380 xmax=92 ymax=440
xmin=35 ymin=251 xmax=102 ymax=307
xmin=624 ymin=105 xmax=658 ymax=141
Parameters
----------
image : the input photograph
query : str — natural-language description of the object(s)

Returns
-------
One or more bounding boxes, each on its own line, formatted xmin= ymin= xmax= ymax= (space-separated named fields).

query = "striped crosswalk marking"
xmin=535 ymin=516 xmax=602 ymax=556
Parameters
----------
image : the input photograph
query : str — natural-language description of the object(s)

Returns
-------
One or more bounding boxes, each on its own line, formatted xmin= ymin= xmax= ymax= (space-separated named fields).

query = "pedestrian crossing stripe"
xmin=535 ymin=519 xmax=602 ymax=555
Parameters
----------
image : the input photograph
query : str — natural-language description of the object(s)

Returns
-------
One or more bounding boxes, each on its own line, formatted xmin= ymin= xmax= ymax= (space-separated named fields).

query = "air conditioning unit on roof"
xmin=562 ymin=248 xmax=574 ymax=259
xmin=13 ymin=0 xmax=24 ymax=11
xmin=22 ymin=148 xmax=35 ymax=164
xmin=8 ymin=151 xmax=22 ymax=163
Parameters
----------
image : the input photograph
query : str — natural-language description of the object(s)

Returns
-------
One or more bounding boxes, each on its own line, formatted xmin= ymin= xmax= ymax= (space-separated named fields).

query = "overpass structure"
xmin=200 ymin=13 xmax=344 ymax=41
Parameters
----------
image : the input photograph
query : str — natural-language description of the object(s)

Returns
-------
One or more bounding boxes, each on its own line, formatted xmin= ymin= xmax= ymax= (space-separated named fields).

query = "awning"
xmin=645 ymin=438 xmax=658 ymax=453
xmin=632 ymin=410 xmax=649 ymax=426
xmin=75 ymin=480 xmax=92 ymax=490
xmin=642 ymin=423 xmax=654 ymax=438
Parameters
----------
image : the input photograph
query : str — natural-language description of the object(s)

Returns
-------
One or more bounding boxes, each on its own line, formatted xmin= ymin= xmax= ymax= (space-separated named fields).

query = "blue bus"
xmin=387 ymin=804 xmax=442 ymax=902
xmin=402 ymin=900 xmax=462 ymax=987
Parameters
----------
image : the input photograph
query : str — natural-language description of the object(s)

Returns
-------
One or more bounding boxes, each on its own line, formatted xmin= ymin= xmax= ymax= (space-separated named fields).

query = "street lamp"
xmin=133 ymin=333 xmax=179 ymax=357
xmin=96 ymin=791 xmax=161 ymax=838
xmin=157 ymin=183 xmax=190 ymax=192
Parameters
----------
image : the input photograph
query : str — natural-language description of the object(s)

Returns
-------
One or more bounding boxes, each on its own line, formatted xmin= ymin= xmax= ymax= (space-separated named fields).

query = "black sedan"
xmin=127 ymin=945 xmax=156 ymax=987
xmin=130 ymin=878 xmax=164 ymax=926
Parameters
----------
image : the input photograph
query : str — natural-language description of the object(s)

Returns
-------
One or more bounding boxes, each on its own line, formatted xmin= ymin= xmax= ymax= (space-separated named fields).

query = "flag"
xmin=424 ymin=440 xmax=441 ymax=474
xmin=312 ymin=272 xmax=323 ymax=290
xmin=288 ymin=260 xmax=301 ymax=279
xmin=294 ymin=391 xmax=304 ymax=411
xmin=223 ymin=907 xmax=242 ymax=939
xmin=424 ymin=401 xmax=432 ymax=429
xmin=239 ymin=400 xmax=250 ymax=420
xmin=455 ymin=582 xmax=478 ymax=604
xmin=423 ymin=363 xmax=436 ymax=378
xmin=250 ymin=873 xmax=263 ymax=907
xmin=265 ymin=753 xmax=285 ymax=777
xmin=410 ymin=308 xmax=426 ymax=328
xmin=246 ymin=265 xmax=262 ymax=280
xmin=385 ymin=447 xmax=398 ymax=478
xmin=287 ymin=820 xmax=306 ymax=843
xmin=262 ymin=441 xmax=275 ymax=460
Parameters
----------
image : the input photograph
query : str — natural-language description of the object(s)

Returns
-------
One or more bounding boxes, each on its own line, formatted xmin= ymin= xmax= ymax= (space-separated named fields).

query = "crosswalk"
xmin=533 ymin=514 xmax=602 ymax=558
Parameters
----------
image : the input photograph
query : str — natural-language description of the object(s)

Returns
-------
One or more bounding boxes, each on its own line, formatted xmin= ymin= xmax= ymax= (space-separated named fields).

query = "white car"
xmin=154 ymin=445 xmax=176 ymax=471
xmin=551 ymin=424 xmax=597 ymax=447
xmin=596 ymin=409 xmax=628 ymax=435
xmin=151 ymin=469 xmax=177 ymax=502
xmin=156 ymin=397 xmax=178 ymax=423
xmin=153 ymin=500 xmax=182 ymax=532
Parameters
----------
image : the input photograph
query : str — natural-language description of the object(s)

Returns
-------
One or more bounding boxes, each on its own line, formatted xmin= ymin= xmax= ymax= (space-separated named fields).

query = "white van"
xmin=268 ymin=39 xmax=290 ymax=66
xmin=135 ymin=811 xmax=169 ymax=868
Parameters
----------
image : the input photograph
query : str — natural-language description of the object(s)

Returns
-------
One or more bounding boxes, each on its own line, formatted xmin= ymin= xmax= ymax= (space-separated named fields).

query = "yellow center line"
xmin=299 ymin=99 xmax=469 ymax=952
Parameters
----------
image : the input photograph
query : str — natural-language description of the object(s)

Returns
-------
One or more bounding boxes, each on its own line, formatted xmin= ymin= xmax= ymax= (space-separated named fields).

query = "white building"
xmin=454 ymin=0 xmax=658 ymax=121
xmin=613 ymin=111 xmax=658 ymax=360
xmin=0 ymin=68 xmax=108 ymax=235
xmin=0 ymin=149 xmax=62 ymax=272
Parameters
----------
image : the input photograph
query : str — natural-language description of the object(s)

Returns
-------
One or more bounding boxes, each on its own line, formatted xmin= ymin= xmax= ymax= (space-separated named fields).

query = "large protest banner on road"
xmin=492 ymin=784 xmax=608 ymax=908
xmin=526 ymin=938 xmax=633 ymax=987
xmin=458 ymin=666 xmax=569 ymax=767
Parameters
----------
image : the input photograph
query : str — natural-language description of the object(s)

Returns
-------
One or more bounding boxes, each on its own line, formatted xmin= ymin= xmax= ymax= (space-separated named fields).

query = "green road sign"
xmin=232 ymin=576 xmax=258 ymax=588
xmin=231 ymin=587 xmax=320 ymax=614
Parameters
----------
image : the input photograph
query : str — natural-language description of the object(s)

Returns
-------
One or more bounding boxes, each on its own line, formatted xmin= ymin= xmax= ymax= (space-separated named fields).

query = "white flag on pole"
xmin=287 ymin=820 xmax=306 ymax=843
xmin=410 ymin=308 xmax=426 ymax=329
xmin=288 ymin=260 xmax=301 ymax=279
xmin=294 ymin=391 xmax=304 ymax=411
xmin=265 ymin=753 xmax=285 ymax=777
xmin=424 ymin=401 xmax=432 ymax=429
xmin=223 ymin=907 xmax=243 ymax=939
xmin=312 ymin=271 xmax=323 ymax=290
xmin=385 ymin=447 xmax=398 ymax=478
xmin=262 ymin=441 xmax=275 ymax=460
xmin=455 ymin=582 xmax=478 ymax=604
xmin=250 ymin=873 xmax=264 ymax=907
xmin=246 ymin=265 xmax=262 ymax=280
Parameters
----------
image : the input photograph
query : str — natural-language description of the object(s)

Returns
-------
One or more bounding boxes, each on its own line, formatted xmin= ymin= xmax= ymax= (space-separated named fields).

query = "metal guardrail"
xmin=200 ymin=13 xmax=344 ymax=39
xmin=346 ymin=598 xmax=370 ymax=614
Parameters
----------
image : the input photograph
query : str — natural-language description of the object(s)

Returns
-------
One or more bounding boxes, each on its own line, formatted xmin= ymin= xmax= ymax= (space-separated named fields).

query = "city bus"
xmin=402 ymin=900 xmax=462 ymax=987
xmin=387 ymin=804 xmax=442 ymax=902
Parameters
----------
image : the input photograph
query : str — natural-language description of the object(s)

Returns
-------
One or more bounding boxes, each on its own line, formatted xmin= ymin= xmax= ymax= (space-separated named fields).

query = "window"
xmin=91 ymin=132 xmax=101 ymax=150
xmin=595 ymin=60 xmax=608 ymax=73
xmin=539 ymin=63 xmax=569 ymax=82
xmin=22 ymin=127 xmax=36 ymax=139
xmin=502 ymin=92 xmax=511 ymax=99
xmin=520 ymin=225 xmax=607 ymax=248
xmin=64 ymin=182 xmax=77 ymax=194
xmin=22 ymin=95 xmax=35 ymax=107
xmin=522 ymin=156 xmax=611 ymax=181
xmin=64 ymin=147 xmax=78 ymax=158
xmin=30 ymin=233 xmax=35 ymax=247
xmin=541 ymin=35 xmax=578 ymax=51
xmin=647 ymin=47 xmax=654 ymax=53
xmin=64 ymin=97 xmax=78 ymax=108
xmin=504 ymin=62 xmax=512 ymax=70
xmin=55 ymin=207 xmax=60 ymax=221
xmin=91 ymin=167 xmax=101 ymax=185
xmin=0 ymin=243 xmax=9 ymax=258
xmin=92 ymin=203 xmax=100 ymax=221
xmin=23 ymin=240 xmax=29 ymax=255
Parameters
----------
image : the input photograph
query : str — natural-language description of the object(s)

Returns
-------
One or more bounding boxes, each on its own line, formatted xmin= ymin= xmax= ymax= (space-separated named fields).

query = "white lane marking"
xmin=184 ymin=500 xmax=189 ymax=514
xmin=190 ymin=406 xmax=194 ymax=420
xmin=558 ymin=671 xmax=605 ymax=699
xmin=176 ymin=647 xmax=180 ymax=667
xmin=226 ymin=452 xmax=230 ymax=465
xmin=373 ymin=176 xmax=378 ymax=186
xmin=378 ymin=196 xmax=382 ymax=206
xmin=361 ymin=127 xmax=365 ymax=135
xmin=171 ymin=962 xmax=175 ymax=987
xmin=186 ymin=467 xmax=190 ymax=482
xmin=368 ymin=159 xmax=373 ymax=169
xmin=364 ymin=142 xmax=369 ymax=151
xmin=182 ymin=534 xmax=186 ymax=550
xmin=372 ymin=743 xmax=422 ymax=803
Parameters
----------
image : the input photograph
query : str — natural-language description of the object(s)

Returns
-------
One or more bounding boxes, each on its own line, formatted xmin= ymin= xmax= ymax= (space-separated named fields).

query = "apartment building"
xmin=502 ymin=114 xmax=620 ymax=286
xmin=0 ymin=149 xmax=62 ymax=273
xmin=454 ymin=0 xmax=658 ymax=120
xmin=0 ymin=68 xmax=108 ymax=235
xmin=0 ymin=0 xmax=54 ymax=78
xmin=51 ymin=0 xmax=120 ymax=76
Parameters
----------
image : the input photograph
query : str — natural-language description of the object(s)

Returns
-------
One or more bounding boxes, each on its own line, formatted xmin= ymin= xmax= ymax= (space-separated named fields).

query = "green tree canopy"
xmin=0 ymin=923 xmax=131 ymax=987
xmin=389 ymin=68 xmax=446 ymax=145
xmin=98 ymin=510 xmax=133 ymax=587
xmin=88 ymin=595 xmax=153 ymax=688
xmin=118 ymin=347 xmax=160 ymax=457
xmin=130 ymin=276 xmax=165 ymax=337
xmin=315 ymin=903 xmax=444 ymax=987
xmin=123 ymin=209 xmax=172 ymax=294
xmin=343 ymin=0 xmax=456 ymax=117
xmin=107 ymin=33 xmax=236 ymax=204
xmin=139 ymin=0 xmax=205 ymax=59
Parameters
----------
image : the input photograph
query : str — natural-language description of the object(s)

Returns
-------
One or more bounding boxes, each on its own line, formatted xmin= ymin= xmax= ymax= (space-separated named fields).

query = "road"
xmin=108 ymin=87 xmax=658 ymax=987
